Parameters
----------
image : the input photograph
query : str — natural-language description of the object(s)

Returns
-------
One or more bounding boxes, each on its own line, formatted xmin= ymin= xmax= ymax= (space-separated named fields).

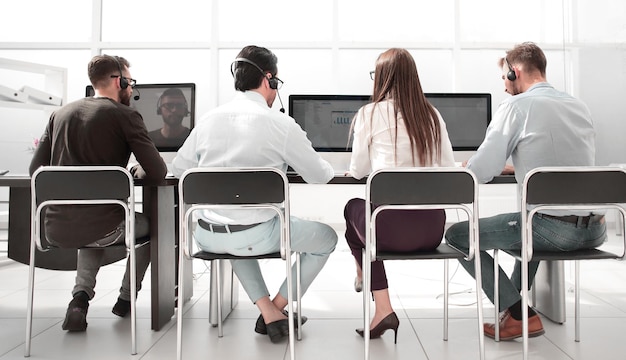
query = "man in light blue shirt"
xmin=445 ymin=42 xmax=606 ymax=341
xmin=172 ymin=45 xmax=337 ymax=343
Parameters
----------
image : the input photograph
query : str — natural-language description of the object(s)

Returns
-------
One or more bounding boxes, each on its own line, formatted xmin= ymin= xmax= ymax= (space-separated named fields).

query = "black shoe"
xmin=266 ymin=319 xmax=290 ymax=343
xmin=254 ymin=311 xmax=308 ymax=335
xmin=112 ymin=298 xmax=131 ymax=318
xmin=62 ymin=293 xmax=89 ymax=332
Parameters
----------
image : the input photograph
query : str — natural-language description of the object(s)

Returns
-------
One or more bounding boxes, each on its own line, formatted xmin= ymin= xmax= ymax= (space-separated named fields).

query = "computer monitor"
xmin=425 ymin=93 xmax=492 ymax=151
xmin=289 ymin=94 xmax=371 ymax=152
xmin=289 ymin=93 xmax=491 ymax=152
xmin=85 ymin=83 xmax=196 ymax=152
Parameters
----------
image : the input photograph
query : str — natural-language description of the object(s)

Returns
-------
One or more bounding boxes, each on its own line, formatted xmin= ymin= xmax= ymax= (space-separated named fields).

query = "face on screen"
xmin=159 ymin=94 xmax=189 ymax=127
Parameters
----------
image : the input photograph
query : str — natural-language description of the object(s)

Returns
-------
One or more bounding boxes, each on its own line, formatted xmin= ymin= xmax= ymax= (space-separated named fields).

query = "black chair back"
xmin=181 ymin=169 xmax=285 ymax=205
xmin=525 ymin=168 xmax=626 ymax=205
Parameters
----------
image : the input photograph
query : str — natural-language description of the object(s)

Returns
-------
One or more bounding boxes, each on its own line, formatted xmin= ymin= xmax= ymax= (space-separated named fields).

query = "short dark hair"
xmin=88 ymin=55 xmax=130 ymax=89
xmin=505 ymin=42 xmax=547 ymax=77
xmin=232 ymin=45 xmax=278 ymax=91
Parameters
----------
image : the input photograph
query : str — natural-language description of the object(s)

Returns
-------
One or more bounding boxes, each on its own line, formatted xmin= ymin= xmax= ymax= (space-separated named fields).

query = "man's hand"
xmin=501 ymin=164 xmax=515 ymax=175
xmin=129 ymin=164 xmax=146 ymax=179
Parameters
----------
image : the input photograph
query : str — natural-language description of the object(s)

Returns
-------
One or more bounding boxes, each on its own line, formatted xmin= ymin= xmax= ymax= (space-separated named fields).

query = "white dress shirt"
xmin=172 ymin=91 xmax=334 ymax=224
xmin=348 ymin=99 xmax=455 ymax=179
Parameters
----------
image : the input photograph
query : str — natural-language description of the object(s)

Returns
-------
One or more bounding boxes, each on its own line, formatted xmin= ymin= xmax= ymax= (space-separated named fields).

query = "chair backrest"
xmin=523 ymin=167 xmax=626 ymax=206
xmin=31 ymin=166 xmax=134 ymax=250
xmin=367 ymin=167 xmax=476 ymax=206
xmin=178 ymin=167 xmax=289 ymax=259
xmin=365 ymin=167 xmax=479 ymax=261
xmin=32 ymin=166 xmax=133 ymax=205
xmin=180 ymin=168 xmax=286 ymax=205
xmin=521 ymin=166 xmax=626 ymax=260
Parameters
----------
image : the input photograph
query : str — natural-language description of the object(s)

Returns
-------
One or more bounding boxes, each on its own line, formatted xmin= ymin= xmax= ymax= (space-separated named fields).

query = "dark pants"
xmin=344 ymin=198 xmax=446 ymax=291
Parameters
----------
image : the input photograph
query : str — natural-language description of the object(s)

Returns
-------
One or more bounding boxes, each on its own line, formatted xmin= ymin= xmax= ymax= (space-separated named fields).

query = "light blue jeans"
xmin=194 ymin=216 xmax=338 ymax=303
xmin=445 ymin=212 xmax=606 ymax=312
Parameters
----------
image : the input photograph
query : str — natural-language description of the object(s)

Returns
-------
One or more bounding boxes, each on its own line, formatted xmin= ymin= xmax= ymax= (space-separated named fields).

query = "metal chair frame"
xmin=176 ymin=167 xmax=300 ymax=360
xmin=493 ymin=166 xmax=626 ymax=360
xmin=25 ymin=166 xmax=140 ymax=357
xmin=362 ymin=167 xmax=485 ymax=360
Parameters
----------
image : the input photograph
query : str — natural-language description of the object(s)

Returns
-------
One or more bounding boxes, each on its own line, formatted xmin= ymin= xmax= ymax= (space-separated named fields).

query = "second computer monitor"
xmin=289 ymin=94 xmax=371 ymax=152
xmin=289 ymin=93 xmax=491 ymax=152
xmin=86 ymin=83 xmax=196 ymax=152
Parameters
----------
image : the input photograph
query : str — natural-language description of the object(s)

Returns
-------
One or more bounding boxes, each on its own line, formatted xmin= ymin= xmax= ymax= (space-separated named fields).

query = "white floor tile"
xmin=1 ymin=226 xmax=626 ymax=359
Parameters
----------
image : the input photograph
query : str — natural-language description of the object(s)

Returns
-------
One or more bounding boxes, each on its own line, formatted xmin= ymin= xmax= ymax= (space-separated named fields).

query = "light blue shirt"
xmin=172 ymin=91 xmax=334 ymax=224
xmin=468 ymin=82 xmax=595 ymax=185
xmin=467 ymin=82 xmax=596 ymax=216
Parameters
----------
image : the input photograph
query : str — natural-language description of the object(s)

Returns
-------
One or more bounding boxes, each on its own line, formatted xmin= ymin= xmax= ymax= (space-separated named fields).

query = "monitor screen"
xmin=289 ymin=94 xmax=371 ymax=152
xmin=425 ymin=93 xmax=492 ymax=151
xmin=85 ymin=83 xmax=195 ymax=152
xmin=289 ymin=93 xmax=491 ymax=152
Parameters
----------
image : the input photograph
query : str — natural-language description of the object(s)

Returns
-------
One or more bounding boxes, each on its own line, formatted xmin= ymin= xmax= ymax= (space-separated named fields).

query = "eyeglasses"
xmin=110 ymin=75 xmax=137 ymax=88
xmin=369 ymin=70 xmax=375 ymax=80
xmin=160 ymin=103 xmax=188 ymax=111
xmin=273 ymin=76 xmax=284 ymax=90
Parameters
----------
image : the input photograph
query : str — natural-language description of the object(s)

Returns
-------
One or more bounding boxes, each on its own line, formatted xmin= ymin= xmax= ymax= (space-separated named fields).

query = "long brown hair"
xmin=366 ymin=48 xmax=441 ymax=165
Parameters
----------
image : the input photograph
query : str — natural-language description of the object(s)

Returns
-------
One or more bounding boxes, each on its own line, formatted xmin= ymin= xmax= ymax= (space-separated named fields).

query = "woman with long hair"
xmin=345 ymin=48 xmax=455 ymax=342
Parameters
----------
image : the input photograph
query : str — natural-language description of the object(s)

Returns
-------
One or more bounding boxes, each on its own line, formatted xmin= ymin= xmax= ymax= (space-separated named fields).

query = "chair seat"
xmin=192 ymin=251 xmax=282 ymax=261
xmin=377 ymin=243 xmax=466 ymax=261
xmin=503 ymin=248 xmax=621 ymax=261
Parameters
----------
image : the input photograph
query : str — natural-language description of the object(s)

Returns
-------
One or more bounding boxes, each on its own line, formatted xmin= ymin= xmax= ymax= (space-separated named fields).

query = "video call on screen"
xmin=86 ymin=83 xmax=195 ymax=152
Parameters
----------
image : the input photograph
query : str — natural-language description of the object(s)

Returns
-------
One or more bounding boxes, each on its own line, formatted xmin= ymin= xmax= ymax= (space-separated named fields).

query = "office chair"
xmin=492 ymin=166 xmax=626 ymax=360
xmin=25 ymin=166 xmax=145 ymax=357
xmin=362 ymin=167 xmax=485 ymax=360
xmin=176 ymin=167 xmax=300 ymax=360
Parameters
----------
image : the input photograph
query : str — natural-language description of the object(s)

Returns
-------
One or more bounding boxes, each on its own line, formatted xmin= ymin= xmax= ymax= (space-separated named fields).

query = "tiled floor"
xmin=1 ymin=224 xmax=626 ymax=359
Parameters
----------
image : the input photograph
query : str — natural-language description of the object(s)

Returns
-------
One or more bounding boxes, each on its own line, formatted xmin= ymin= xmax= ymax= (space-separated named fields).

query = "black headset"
xmin=111 ymin=55 xmax=129 ymax=89
xmin=231 ymin=57 xmax=279 ymax=90
xmin=157 ymin=90 xmax=189 ymax=116
xmin=505 ymin=58 xmax=517 ymax=81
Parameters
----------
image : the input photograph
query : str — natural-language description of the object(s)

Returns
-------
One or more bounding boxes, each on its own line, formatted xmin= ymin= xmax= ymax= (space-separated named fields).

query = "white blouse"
xmin=348 ymin=100 xmax=455 ymax=180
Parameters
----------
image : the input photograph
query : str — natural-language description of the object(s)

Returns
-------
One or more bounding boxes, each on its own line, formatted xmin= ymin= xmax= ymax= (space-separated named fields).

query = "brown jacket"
xmin=29 ymin=97 xmax=167 ymax=248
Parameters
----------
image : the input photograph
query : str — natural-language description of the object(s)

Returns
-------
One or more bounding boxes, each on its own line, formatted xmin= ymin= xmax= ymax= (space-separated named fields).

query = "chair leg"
xmin=296 ymin=252 xmax=302 ymax=341
xmin=129 ymin=246 xmax=137 ymax=355
xmin=575 ymin=260 xmax=581 ymax=342
xmin=494 ymin=249 xmax=500 ymax=342
xmin=363 ymin=249 xmax=372 ymax=360
xmin=24 ymin=240 xmax=37 ymax=357
xmin=522 ymin=255 xmax=529 ymax=360
xmin=176 ymin=248 xmax=186 ymax=360
xmin=285 ymin=252 xmax=296 ymax=360
xmin=443 ymin=258 xmax=449 ymax=341
xmin=216 ymin=259 xmax=224 ymax=338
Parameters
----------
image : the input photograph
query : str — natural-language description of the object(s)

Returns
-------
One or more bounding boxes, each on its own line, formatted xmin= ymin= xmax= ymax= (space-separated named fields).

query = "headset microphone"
xmin=276 ymin=89 xmax=285 ymax=113
xmin=133 ymin=88 xmax=140 ymax=101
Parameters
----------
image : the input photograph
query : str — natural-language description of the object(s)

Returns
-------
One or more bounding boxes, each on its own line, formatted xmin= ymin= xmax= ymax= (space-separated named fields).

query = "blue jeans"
xmin=445 ymin=212 xmax=606 ymax=311
xmin=194 ymin=216 xmax=337 ymax=303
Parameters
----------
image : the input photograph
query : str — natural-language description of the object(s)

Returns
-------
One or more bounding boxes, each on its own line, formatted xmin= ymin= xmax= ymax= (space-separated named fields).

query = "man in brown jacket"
xmin=29 ymin=54 xmax=167 ymax=331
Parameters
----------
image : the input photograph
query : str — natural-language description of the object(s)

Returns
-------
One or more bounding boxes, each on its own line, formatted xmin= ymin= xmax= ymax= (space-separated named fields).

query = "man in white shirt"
xmin=172 ymin=45 xmax=337 ymax=343
xmin=445 ymin=42 xmax=606 ymax=341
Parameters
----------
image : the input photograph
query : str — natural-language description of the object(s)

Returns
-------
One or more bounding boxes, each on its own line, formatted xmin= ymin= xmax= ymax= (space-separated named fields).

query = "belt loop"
xmin=576 ymin=216 xmax=583 ymax=228
xmin=225 ymin=224 xmax=231 ymax=234
xmin=209 ymin=223 xmax=214 ymax=232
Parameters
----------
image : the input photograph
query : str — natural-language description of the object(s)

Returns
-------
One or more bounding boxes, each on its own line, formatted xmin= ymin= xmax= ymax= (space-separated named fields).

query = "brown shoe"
xmin=484 ymin=309 xmax=545 ymax=340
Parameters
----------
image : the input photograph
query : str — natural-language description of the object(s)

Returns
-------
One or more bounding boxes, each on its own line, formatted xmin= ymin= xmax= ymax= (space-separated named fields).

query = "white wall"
xmin=1 ymin=0 xmax=625 ymax=230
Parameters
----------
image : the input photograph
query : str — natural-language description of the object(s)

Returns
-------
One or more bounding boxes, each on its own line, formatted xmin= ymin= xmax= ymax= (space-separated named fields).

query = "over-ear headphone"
xmin=231 ymin=57 xmax=279 ymax=90
xmin=157 ymin=89 xmax=189 ymax=116
xmin=111 ymin=55 xmax=129 ymax=89
xmin=505 ymin=58 xmax=517 ymax=81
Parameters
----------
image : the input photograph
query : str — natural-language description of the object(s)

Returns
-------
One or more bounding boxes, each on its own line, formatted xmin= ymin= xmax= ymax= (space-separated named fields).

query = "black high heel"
xmin=356 ymin=312 xmax=400 ymax=344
